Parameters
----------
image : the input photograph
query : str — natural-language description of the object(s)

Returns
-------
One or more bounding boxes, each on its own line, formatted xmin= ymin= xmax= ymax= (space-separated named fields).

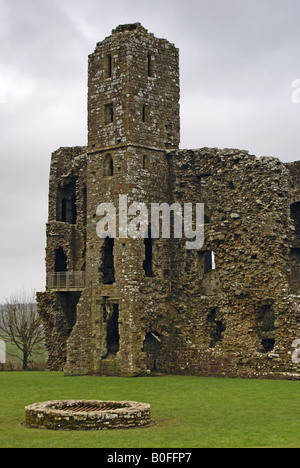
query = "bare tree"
xmin=0 ymin=291 xmax=44 ymax=370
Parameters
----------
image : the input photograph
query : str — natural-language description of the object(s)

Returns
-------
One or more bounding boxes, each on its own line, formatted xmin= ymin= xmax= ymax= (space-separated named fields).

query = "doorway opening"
xmin=142 ymin=331 xmax=162 ymax=372
xmin=106 ymin=303 xmax=119 ymax=355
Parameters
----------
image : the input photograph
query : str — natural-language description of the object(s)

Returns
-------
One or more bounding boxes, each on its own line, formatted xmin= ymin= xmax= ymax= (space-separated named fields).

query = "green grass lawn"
xmin=0 ymin=371 xmax=299 ymax=448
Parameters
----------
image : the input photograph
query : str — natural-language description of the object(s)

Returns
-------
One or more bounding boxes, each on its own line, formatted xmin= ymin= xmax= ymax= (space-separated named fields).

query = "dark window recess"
xmin=106 ymin=303 xmax=119 ymax=355
xmin=56 ymin=181 xmax=77 ymax=224
xmin=261 ymin=338 xmax=275 ymax=352
xmin=106 ymin=54 xmax=112 ymax=78
xmin=103 ymin=154 xmax=114 ymax=176
xmin=289 ymin=248 xmax=300 ymax=294
xmin=143 ymin=155 xmax=149 ymax=170
xmin=207 ymin=309 xmax=225 ymax=347
xmin=143 ymin=227 xmax=153 ymax=277
xmin=101 ymin=237 xmax=115 ymax=284
xmin=258 ymin=305 xmax=275 ymax=353
xmin=55 ymin=247 xmax=67 ymax=272
xmin=57 ymin=292 xmax=81 ymax=336
xmin=291 ymin=201 xmax=300 ymax=237
xmin=82 ymin=186 xmax=87 ymax=225
xmin=198 ymin=250 xmax=215 ymax=277
xmin=142 ymin=104 xmax=147 ymax=122
xmin=105 ymin=103 xmax=114 ymax=124
xmin=147 ymin=54 xmax=152 ymax=77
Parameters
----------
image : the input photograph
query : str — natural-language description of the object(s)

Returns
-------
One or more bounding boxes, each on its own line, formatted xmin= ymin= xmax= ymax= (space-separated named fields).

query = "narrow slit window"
xmin=105 ymin=103 xmax=114 ymax=124
xmin=61 ymin=198 xmax=67 ymax=222
xmin=142 ymin=104 xmax=147 ymax=122
xmin=142 ymin=155 xmax=149 ymax=170
xmin=106 ymin=54 xmax=112 ymax=78
xmin=101 ymin=237 xmax=115 ymax=284
xmin=147 ymin=54 xmax=152 ymax=77
xmin=106 ymin=303 xmax=119 ymax=355
xmin=143 ymin=227 xmax=154 ymax=277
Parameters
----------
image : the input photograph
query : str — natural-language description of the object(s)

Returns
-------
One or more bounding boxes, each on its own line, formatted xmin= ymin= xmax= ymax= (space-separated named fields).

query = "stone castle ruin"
xmin=37 ymin=23 xmax=300 ymax=379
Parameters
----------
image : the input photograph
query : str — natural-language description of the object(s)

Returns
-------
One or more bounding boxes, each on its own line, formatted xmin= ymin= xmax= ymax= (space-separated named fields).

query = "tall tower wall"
xmin=87 ymin=23 xmax=180 ymax=151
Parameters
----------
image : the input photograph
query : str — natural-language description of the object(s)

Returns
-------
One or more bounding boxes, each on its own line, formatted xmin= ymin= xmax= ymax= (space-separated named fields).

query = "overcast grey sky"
xmin=0 ymin=0 xmax=300 ymax=302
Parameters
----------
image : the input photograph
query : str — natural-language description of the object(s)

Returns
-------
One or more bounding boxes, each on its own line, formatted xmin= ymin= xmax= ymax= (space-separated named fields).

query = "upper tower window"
xmin=147 ymin=54 xmax=152 ymax=77
xmin=142 ymin=104 xmax=148 ymax=123
xmin=105 ymin=103 xmax=114 ymax=124
xmin=142 ymin=155 xmax=149 ymax=170
xmin=103 ymin=154 xmax=114 ymax=177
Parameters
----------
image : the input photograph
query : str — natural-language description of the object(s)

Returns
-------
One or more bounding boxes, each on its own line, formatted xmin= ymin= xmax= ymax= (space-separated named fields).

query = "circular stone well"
xmin=24 ymin=400 xmax=151 ymax=430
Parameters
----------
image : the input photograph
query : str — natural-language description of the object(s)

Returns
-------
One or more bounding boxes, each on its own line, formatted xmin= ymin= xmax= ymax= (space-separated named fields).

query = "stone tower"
xmin=38 ymin=24 xmax=300 ymax=380
xmin=73 ymin=23 xmax=180 ymax=376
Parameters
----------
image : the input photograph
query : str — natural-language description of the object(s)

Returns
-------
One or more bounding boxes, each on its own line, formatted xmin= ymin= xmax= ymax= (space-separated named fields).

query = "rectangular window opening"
xmin=106 ymin=54 xmax=112 ymax=78
xmin=106 ymin=303 xmax=119 ymax=355
xmin=142 ymin=155 xmax=149 ymax=170
xmin=198 ymin=250 xmax=215 ymax=278
xmin=147 ymin=54 xmax=152 ymax=77
xmin=105 ymin=103 xmax=114 ymax=124
xmin=142 ymin=104 xmax=147 ymax=123
xmin=101 ymin=237 xmax=115 ymax=284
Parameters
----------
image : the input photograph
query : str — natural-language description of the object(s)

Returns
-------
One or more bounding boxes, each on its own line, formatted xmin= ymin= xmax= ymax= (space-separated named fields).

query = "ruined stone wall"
xmin=37 ymin=290 xmax=81 ymax=370
xmin=155 ymin=148 xmax=300 ymax=378
xmin=37 ymin=146 xmax=87 ymax=369
xmin=38 ymin=24 xmax=300 ymax=379
xmin=46 ymin=146 xmax=87 ymax=273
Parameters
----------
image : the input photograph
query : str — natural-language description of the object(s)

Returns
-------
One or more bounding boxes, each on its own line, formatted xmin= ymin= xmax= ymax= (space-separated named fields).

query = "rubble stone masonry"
xmin=37 ymin=23 xmax=300 ymax=379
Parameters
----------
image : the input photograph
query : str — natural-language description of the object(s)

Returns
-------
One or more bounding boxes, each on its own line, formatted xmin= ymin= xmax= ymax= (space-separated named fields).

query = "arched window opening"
xmin=56 ymin=180 xmax=77 ymax=224
xmin=105 ymin=103 xmax=114 ymax=124
xmin=103 ymin=154 xmax=114 ymax=177
xmin=101 ymin=237 xmax=115 ymax=284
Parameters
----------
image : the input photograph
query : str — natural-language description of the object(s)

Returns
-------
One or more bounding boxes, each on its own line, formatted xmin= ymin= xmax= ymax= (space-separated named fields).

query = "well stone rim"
xmin=24 ymin=399 xmax=151 ymax=430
